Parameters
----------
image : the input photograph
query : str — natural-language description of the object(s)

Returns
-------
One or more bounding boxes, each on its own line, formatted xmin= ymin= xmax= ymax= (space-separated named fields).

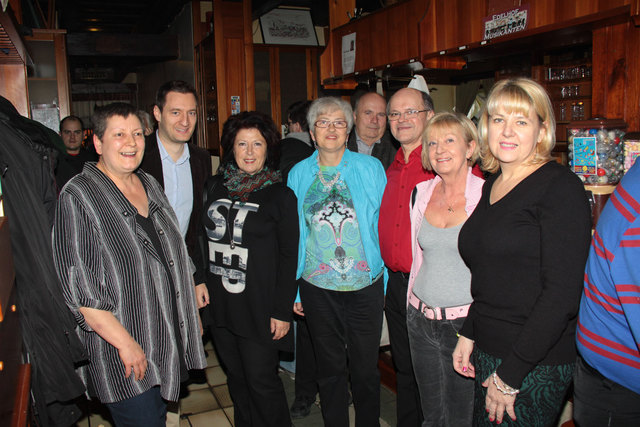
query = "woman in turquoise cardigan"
xmin=288 ymin=97 xmax=387 ymax=427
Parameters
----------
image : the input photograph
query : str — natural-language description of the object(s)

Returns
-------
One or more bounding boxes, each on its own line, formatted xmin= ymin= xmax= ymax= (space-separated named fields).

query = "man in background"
xmin=347 ymin=92 xmax=397 ymax=170
xmin=279 ymin=100 xmax=314 ymax=183
xmin=55 ymin=115 xmax=97 ymax=189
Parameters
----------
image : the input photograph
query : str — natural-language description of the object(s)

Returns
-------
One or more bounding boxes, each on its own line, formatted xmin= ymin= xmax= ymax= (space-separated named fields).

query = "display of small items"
xmin=568 ymin=127 xmax=626 ymax=184
xmin=623 ymin=134 xmax=640 ymax=173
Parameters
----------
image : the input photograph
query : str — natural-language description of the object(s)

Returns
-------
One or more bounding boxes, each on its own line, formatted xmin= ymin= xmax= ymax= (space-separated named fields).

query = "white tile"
xmin=186 ymin=409 xmax=232 ymax=426
xmin=180 ymin=388 xmax=219 ymax=415
xmin=205 ymin=366 xmax=227 ymax=387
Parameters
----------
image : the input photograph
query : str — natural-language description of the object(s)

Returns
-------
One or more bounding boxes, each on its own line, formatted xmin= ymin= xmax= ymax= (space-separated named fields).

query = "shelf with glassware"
xmin=532 ymin=62 xmax=593 ymax=165
xmin=544 ymin=65 xmax=592 ymax=121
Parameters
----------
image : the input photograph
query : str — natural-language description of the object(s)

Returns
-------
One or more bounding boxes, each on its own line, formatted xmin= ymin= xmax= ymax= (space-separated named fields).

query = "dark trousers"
xmin=385 ymin=270 xmax=423 ymax=427
xmin=573 ymin=356 xmax=640 ymax=427
xmin=300 ymin=278 xmax=384 ymax=427
xmin=294 ymin=314 xmax=318 ymax=401
xmin=105 ymin=386 xmax=166 ymax=427
xmin=212 ymin=326 xmax=292 ymax=427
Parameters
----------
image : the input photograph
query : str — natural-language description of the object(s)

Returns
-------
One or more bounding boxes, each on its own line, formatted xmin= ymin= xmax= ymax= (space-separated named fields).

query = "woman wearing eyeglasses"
xmin=288 ymin=97 xmax=387 ymax=427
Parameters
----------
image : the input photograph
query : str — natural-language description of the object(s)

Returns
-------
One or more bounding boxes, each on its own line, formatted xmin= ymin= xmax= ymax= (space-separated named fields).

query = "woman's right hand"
xmin=119 ymin=337 xmax=148 ymax=381
xmin=195 ymin=283 xmax=210 ymax=308
xmin=293 ymin=302 xmax=304 ymax=316
xmin=453 ymin=335 xmax=475 ymax=378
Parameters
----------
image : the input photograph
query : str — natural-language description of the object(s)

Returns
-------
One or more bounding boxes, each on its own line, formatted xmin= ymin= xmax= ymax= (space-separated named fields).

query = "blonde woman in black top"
xmin=453 ymin=79 xmax=591 ymax=426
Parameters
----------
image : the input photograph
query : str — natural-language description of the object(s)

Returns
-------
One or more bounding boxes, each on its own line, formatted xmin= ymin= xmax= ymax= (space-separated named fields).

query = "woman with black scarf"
xmin=195 ymin=111 xmax=299 ymax=427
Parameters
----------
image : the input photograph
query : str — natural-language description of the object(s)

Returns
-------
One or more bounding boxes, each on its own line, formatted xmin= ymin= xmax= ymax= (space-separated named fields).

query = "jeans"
xmin=407 ymin=304 xmax=473 ymax=427
xmin=573 ymin=356 xmax=640 ymax=427
xmin=105 ymin=386 xmax=166 ymax=427
xmin=386 ymin=270 xmax=423 ymax=427
xmin=300 ymin=278 xmax=384 ymax=427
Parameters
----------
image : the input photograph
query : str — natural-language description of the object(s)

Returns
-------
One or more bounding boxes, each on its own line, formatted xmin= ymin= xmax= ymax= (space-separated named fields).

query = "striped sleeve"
xmin=53 ymin=189 xmax=114 ymax=331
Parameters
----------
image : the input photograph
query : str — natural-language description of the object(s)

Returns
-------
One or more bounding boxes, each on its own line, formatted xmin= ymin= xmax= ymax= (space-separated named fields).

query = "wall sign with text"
xmin=483 ymin=6 xmax=529 ymax=40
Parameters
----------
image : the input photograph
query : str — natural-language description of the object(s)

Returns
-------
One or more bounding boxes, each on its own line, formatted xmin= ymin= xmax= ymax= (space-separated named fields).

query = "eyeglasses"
xmin=387 ymin=109 xmax=429 ymax=121
xmin=314 ymin=119 xmax=348 ymax=129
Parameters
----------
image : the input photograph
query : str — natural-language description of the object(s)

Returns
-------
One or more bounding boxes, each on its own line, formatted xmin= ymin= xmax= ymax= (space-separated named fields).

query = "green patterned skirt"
xmin=472 ymin=348 xmax=574 ymax=427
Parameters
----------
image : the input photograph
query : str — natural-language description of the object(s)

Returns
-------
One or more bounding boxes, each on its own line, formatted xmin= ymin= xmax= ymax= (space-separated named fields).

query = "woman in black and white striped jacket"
xmin=52 ymin=102 xmax=206 ymax=426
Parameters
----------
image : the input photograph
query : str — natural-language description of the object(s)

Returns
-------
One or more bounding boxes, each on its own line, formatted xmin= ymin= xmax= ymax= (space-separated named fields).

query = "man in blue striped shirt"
xmin=574 ymin=159 xmax=640 ymax=426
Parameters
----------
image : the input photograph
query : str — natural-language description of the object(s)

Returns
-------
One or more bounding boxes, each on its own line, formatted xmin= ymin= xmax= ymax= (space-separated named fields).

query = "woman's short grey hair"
xmin=307 ymin=97 xmax=354 ymax=135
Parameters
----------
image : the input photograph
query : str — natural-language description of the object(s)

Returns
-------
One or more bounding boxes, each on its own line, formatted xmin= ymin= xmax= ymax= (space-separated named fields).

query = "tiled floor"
xmin=75 ymin=339 xmax=398 ymax=427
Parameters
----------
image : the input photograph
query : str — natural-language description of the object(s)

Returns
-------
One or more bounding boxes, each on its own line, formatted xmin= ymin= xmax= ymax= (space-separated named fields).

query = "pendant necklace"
xmin=441 ymin=185 xmax=457 ymax=214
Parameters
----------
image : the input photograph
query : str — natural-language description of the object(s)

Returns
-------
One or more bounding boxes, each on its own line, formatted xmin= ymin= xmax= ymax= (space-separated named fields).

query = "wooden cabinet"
xmin=320 ymin=0 xmax=425 ymax=84
xmin=193 ymin=0 xmax=254 ymax=154
xmin=24 ymin=29 xmax=71 ymax=127
xmin=0 ymin=16 xmax=71 ymax=127
xmin=419 ymin=0 xmax=640 ymax=63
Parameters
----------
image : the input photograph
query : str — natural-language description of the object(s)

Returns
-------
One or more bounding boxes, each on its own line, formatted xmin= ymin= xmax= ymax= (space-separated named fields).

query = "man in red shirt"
xmin=379 ymin=87 xmax=435 ymax=426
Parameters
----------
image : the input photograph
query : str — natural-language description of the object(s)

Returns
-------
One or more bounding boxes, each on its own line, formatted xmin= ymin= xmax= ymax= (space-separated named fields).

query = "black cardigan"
xmin=199 ymin=176 xmax=299 ymax=351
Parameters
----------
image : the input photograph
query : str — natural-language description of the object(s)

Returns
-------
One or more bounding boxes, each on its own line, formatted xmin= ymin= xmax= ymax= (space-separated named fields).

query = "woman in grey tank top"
xmin=406 ymin=112 xmax=484 ymax=426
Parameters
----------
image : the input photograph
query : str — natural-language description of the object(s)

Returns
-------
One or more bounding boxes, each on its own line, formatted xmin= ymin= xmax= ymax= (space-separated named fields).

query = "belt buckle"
xmin=419 ymin=302 xmax=440 ymax=320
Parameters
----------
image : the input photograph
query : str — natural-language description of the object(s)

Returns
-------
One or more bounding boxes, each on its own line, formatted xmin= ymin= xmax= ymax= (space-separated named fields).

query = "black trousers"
xmin=212 ymin=327 xmax=291 ymax=427
xmin=385 ymin=269 xmax=423 ymax=427
xmin=300 ymin=278 xmax=384 ymax=427
xmin=573 ymin=356 xmax=640 ymax=427
xmin=293 ymin=313 xmax=318 ymax=401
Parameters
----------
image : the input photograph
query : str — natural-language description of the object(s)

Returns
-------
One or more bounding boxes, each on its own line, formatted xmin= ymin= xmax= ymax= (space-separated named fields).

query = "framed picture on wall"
xmin=259 ymin=8 xmax=318 ymax=46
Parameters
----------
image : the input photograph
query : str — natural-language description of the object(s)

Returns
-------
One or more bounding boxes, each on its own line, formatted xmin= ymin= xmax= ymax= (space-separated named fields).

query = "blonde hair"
xmin=477 ymin=78 xmax=555 ymax=173
xmin=421 ymin=112 xmax=480 ymax=171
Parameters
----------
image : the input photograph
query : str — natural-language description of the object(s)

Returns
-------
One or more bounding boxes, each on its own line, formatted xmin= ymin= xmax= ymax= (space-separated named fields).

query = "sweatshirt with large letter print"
xmin=199 ymin=175 xmax=299 ymax=351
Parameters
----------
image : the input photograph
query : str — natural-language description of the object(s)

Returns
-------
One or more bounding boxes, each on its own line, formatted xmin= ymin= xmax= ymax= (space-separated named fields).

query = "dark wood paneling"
xmin=420 ymin=0 xmax=636 ymax=60
xmin=624 ymin=23 xmax=640 ymax=130
xmin=592 ymin=22 xmax=627 ymax=120
xmin=322 ymin=0 xmax=425 ymax=81
xmin=243 ymin=0 xmax=255 ymax=111
xmin=306 ymin=47 xmax=318 ymax=100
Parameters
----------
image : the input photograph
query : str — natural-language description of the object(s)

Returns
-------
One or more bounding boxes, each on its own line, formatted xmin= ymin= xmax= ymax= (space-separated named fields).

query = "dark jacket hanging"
xmin=0 ymin=97 xmax=86 ymax=427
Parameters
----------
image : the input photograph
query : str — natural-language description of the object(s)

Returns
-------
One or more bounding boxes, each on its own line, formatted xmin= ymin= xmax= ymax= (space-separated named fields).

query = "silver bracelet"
xmin=492 ymin=372 xmax=520 ymax=396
